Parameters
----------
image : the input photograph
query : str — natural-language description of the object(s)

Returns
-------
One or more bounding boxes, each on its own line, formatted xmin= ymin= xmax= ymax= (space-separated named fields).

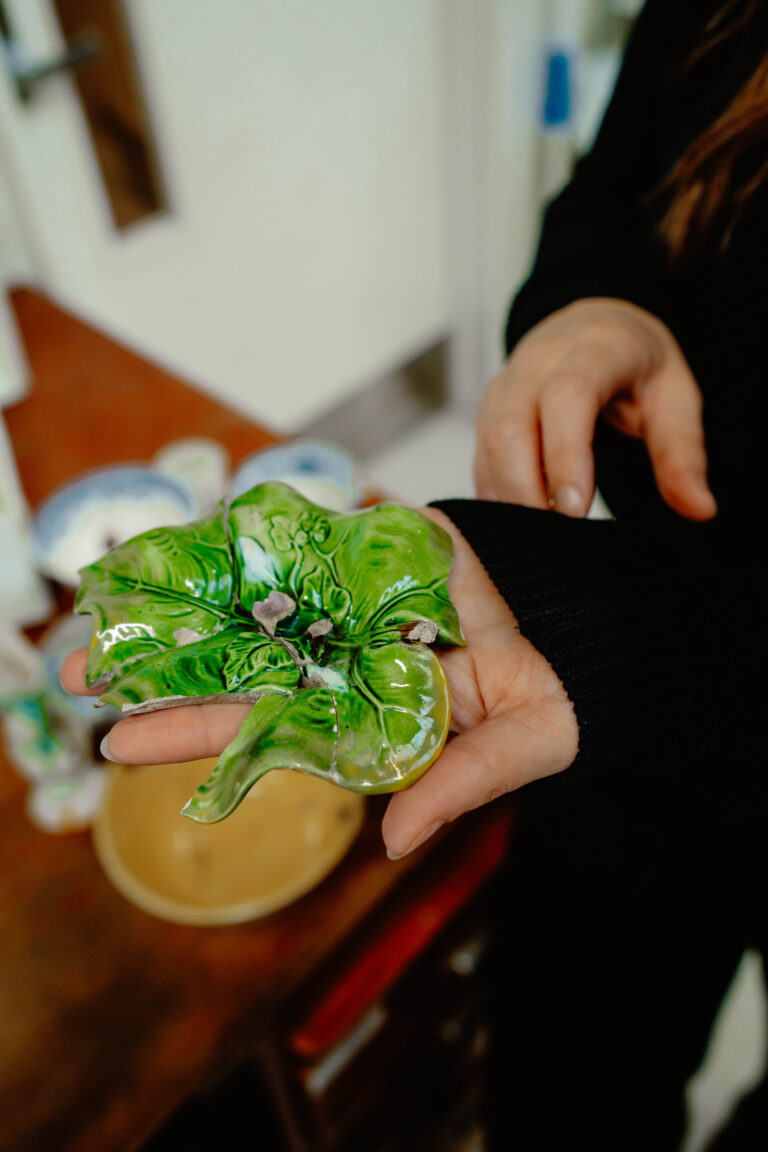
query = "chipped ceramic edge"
xmin=114 ymin=688 xmax=292 ymax=715
xmin=87 ymin=651 xmax=153 ymax=692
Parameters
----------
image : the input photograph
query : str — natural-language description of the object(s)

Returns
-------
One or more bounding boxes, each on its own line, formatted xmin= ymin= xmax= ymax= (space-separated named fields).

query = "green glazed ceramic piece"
xmin=76 ymin=482 xmax=465 ymax=823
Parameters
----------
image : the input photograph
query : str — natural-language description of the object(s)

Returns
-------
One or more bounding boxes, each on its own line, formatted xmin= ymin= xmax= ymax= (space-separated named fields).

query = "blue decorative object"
xmin=542 ymin=45 xmax=574 ymax=130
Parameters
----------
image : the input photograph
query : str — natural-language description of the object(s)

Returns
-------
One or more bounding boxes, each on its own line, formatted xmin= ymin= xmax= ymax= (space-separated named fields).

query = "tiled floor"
xmin=361 ymin=403 xmax=767 ymax=1151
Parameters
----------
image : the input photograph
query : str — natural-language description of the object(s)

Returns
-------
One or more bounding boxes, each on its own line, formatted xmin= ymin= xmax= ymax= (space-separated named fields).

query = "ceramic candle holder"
xmin=76 ymin=481 xmax=465 ymax=823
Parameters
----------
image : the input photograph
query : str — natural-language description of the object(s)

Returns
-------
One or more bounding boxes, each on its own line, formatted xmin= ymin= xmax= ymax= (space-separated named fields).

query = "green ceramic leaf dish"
xmin=76 ymin=482 xmax=465 ymax=823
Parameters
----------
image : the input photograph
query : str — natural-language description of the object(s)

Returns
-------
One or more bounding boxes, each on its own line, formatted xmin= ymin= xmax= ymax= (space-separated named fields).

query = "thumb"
xmin=381 ymin=706 xmax=574 ymax=859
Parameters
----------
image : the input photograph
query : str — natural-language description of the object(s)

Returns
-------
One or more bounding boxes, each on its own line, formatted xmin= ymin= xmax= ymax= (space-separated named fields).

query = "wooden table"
xmin=0 ymin=289 xmax=515 ymax=1152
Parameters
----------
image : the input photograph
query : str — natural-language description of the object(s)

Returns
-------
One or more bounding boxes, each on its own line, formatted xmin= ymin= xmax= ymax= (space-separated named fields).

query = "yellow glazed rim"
xmin=92 ymin=759 xmax=365 ymax=927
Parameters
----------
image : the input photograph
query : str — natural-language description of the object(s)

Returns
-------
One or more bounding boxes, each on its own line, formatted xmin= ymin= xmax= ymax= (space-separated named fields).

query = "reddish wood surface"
xmin=0 ymin=288 xmax=516 ymax=1152
xmin=288 ymin=808 xmax=513 ymax=1061
xmin=4 ymin=287 xmax=278 ymax=510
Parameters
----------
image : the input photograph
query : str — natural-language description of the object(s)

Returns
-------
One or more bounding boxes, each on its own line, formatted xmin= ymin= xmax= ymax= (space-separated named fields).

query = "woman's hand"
xmin=60 ymin=510 xmax=578 ymax=859
xmin=475 ymin=297 xmax=717 ymax=521
xmin=380 ymin=509 xmax=577 ymax=858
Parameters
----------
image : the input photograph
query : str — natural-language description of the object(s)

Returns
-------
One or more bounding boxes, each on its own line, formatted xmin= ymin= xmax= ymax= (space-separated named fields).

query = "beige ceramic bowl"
xmin=92 ymin=759 xmax=364 ymax=926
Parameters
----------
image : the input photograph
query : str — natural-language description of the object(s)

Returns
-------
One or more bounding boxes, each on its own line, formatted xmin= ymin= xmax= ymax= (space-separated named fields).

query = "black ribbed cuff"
xmin=429 ymin=500 xmax=761 ymax=816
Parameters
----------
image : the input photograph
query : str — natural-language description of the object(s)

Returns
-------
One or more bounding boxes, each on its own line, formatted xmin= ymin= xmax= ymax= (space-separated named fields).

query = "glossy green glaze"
xmin=76 ymin=482 xmax=464 ymax=822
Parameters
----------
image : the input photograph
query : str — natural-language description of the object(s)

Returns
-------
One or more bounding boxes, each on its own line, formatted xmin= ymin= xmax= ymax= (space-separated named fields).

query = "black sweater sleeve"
xmin=431 ymin=499 xmax=766 ymax=820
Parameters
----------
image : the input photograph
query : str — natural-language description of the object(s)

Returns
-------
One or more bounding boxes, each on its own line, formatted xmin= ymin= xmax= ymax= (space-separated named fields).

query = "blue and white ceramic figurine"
xmin=30 ymin=463 xmax=199 ymax=587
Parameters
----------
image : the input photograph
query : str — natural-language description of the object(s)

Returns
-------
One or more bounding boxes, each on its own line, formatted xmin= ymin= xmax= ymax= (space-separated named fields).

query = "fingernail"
xmin=386 ymin=819 xmax=445 ymax=861
xmin=100 ymin=735 xmax=119 ymax=763
xmin=553 ymin=484 xmax=584 ymax=517
xmin=694 ymin=480 xmax=717 ymax=510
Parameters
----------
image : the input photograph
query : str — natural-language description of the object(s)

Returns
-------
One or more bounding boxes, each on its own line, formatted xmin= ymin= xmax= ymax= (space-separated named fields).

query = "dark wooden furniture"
xmin=0 ymin=288 xmax=515 ymax=1151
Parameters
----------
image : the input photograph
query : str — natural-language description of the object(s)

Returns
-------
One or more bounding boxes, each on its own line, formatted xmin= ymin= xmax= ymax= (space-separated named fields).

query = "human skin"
xmin=60 ymin=509 xmax=578 ymax=860
xmin=475 ymin=297 xmax=718 ymax=521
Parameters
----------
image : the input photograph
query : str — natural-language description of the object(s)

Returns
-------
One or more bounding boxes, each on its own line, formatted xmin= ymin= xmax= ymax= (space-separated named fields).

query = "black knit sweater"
xmin=432 ymin=0 xmax=767 ymax=819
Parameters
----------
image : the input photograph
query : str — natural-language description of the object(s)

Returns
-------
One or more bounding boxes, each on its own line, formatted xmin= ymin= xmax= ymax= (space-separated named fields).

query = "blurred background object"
xmin=29 ymin=461 xmax=198 ymax=585
xmin=0 ymin=613 xmax=116 ymax=832
xmin=0 ymin=414 xmax=50 ymax=624
xmin=0 ymin=1 xmax=634 ymax=442
xmin=152 ymin=436 xmax=229 ymax=513
xmin=0 ymin=0 xmax=640 ymax=510
xmin=229 ymin=439 xmax=359 ymax=511
xmin=93 ymin=759 xmax=365 ymax=926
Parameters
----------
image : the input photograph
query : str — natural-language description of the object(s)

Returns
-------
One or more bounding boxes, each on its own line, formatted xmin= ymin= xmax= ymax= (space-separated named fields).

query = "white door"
xmin=0 ymin=0 xmax=456 ymax=431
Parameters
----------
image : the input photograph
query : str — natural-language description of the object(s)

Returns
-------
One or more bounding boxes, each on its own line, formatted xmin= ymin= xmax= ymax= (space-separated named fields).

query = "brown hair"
xmin=659 ymin=0 xmax=768 ymax=259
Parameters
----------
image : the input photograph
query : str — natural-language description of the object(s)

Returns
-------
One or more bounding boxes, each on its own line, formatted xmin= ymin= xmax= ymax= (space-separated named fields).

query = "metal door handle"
xmin=0 ymin=1 xmax=101 ymax=104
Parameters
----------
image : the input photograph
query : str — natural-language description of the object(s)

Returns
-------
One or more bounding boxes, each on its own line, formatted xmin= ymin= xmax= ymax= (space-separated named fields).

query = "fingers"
xmin=475 ymin=332 xmax=643 ymax=516
xmin=103 ymin=702 xmax=252 ymax=765
xmin=381 ymin=696 xmax=577 ymax=859
xmin=475 ymin=373 xmax=548 ymax=507
xmin=61 ymin=647 xmax=251 ymax=765
xmin=536 ymin=363 xmax=603 ymax=517
xmin=536 ymin=336 xmax=657 ymax=516
xmin=474 ymin=298 xmax=716 ymax=521
xmin=60 ymin=648 xmax=100 ymax=695
xmin=642 ymin=367 xmax=717 ymax=521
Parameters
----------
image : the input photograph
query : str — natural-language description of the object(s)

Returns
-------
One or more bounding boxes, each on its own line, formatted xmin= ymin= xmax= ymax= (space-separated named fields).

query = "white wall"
xmin=445 ymin=0 xmax=639 ymax=410
xmin=0 ymin=0 xmax=452 ymax=431
xmin=435 ymin=1 xmax=545 ymax=414
xmin=476 ymin=0 xmax=547 ymax=393
xmin=0 ymin=157 xmax=31 ymax=407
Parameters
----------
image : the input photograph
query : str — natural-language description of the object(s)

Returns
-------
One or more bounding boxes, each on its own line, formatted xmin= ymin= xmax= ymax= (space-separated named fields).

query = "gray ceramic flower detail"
xmin=76 ymin=482 xmax=464 ymax=823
